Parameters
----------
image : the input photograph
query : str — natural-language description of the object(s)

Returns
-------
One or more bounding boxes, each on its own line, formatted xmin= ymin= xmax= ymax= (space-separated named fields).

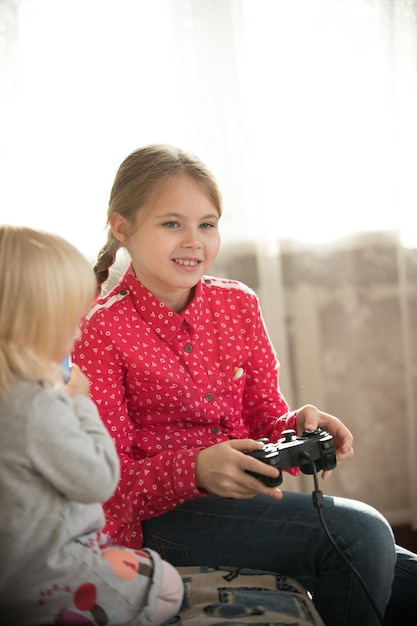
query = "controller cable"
xmin=300 ymin=451 xmax=386 ymax=626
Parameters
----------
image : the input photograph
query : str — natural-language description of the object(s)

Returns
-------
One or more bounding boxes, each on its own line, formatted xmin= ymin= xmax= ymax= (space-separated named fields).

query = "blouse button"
xmin=184 ymin=344 xmax=193 ymax=353
xmin=119 ymin=289 xmax=129 ymax=295
xmin=205 ymin=392 xmax=214 ymax=402
xmin=210 ymin=426 xmax=219 ymax=434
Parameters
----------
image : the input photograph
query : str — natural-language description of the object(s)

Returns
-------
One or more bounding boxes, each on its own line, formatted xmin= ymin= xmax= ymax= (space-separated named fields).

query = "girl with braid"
xmin=73 ymin=143 xmax=417 ymax=626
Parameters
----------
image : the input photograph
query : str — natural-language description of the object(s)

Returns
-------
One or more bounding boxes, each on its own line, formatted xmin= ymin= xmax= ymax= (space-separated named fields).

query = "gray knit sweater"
xmin=0 ymin=380 xmax=162 ymax=626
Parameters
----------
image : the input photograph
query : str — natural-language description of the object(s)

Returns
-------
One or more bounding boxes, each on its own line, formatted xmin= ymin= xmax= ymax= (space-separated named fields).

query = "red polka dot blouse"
xmin=73 ymin=265 xmax=297 ymax=549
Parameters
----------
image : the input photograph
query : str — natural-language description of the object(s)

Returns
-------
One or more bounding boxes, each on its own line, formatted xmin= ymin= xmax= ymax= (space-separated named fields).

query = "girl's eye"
xmin=163 ymin=221 xmax=179 ymax=228
xmin=200 ymin=223 xmax=214 ymax=230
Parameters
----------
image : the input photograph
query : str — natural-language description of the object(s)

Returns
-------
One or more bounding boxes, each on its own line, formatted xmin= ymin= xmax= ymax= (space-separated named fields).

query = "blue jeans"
xmin=142 ymin=492 xmax=414 ymax=625
xmin=385 ymin=543 xmax=417 ymax=625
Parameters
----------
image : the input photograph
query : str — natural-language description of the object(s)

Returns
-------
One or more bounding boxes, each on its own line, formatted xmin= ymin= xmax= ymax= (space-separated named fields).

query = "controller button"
xmin=303 ymin=429 xmax=321 ymax=437
xmin=281 ymin=429 xmax=296 ymax=442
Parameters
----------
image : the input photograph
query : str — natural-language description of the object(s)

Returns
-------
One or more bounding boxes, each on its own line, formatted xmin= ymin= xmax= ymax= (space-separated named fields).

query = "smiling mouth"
xmin=174 ymin=259 xmax=200 ymax=266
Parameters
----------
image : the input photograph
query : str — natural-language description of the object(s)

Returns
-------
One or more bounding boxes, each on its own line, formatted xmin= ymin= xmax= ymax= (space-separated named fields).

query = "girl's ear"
xmin=109 ymin=212 xmax=129 ymax=243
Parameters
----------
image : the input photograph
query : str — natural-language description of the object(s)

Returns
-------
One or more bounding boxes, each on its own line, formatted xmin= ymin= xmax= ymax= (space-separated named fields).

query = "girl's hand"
xmin=295 ymin=404 xmax=354 ymax=478
xmin=195 ymin=439 xmax=284 ymax=500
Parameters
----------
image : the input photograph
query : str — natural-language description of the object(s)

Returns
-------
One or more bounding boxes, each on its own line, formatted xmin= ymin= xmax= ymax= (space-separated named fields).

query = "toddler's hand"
xmin=63 ymin=363 xmax=91 ymax=398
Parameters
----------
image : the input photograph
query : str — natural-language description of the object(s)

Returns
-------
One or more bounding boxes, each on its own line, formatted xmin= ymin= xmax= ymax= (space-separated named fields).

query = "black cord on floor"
xmin=300 ymin=452 xmax=386 ymax=626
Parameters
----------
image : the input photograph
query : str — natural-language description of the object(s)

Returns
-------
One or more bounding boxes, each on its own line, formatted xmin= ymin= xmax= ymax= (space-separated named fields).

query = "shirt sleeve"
xmin=239 ymin=299 xmax=282 ymax=429
xmin=73 ymin=319 xmax=206 ymax=526
xmin=239 ymin=296 xmax=300 ymax=468
xmin=27 ymin=386 xmax=120 ymax=504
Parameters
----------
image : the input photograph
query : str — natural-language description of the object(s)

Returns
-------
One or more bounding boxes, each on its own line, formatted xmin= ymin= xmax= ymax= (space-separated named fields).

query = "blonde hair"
xmin=94 ymin=144 xmax=223 ymax=288
xmin=0 ymin=225 xmax=97 ymax=395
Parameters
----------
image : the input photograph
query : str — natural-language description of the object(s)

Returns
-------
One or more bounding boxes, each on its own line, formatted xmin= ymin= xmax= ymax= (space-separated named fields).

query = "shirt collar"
xmin=120 ymin=265 xmax=205 ymax=340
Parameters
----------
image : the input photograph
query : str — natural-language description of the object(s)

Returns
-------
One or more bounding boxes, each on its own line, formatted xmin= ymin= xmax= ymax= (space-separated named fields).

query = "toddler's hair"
xmin=0 ymin=225 xmax=97 ymax=393
xmin=94 ymin=144 xmax=223 ymax=288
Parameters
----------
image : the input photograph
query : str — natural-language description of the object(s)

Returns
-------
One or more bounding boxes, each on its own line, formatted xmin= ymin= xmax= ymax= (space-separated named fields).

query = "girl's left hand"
xmin=295 ymin=404 xmax=354 ymax=479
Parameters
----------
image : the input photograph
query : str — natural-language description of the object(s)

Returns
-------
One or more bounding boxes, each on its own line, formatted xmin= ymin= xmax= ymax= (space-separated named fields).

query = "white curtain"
xmin=1 ymin=0 xmax=417 ymax=526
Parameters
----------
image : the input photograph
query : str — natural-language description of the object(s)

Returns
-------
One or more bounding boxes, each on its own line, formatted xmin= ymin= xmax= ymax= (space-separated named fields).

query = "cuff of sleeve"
xmin=173 ymin=447 xmax=208 ymax=498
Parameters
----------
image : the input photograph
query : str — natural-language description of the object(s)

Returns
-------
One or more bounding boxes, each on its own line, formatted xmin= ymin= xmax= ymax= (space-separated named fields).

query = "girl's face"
xmin=111 ymin=174 xmax=221 ymax=312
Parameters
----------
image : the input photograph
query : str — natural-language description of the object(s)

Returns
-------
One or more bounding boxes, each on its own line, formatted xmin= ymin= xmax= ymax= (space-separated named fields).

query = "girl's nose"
xmin=181 ymin=230 xmax=202 ymax=248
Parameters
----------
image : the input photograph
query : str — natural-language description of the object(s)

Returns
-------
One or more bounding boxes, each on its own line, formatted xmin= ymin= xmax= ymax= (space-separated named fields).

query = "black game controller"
xmin=246 ymin=428 xmax=337 ymax=487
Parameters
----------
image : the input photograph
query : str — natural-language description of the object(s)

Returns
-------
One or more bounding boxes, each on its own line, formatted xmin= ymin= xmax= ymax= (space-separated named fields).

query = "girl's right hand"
xmin=195 ymin=439 xmax=283 ymax=500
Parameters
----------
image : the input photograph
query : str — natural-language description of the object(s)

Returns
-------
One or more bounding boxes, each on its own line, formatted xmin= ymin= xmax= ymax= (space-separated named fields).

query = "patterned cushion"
xmin=172 ymin=566 xmax=324 ymax=625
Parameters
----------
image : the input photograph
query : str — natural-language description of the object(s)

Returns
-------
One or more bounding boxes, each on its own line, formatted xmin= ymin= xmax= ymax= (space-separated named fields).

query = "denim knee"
xmin=324 ymin=496 xmax=396 ymax=575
